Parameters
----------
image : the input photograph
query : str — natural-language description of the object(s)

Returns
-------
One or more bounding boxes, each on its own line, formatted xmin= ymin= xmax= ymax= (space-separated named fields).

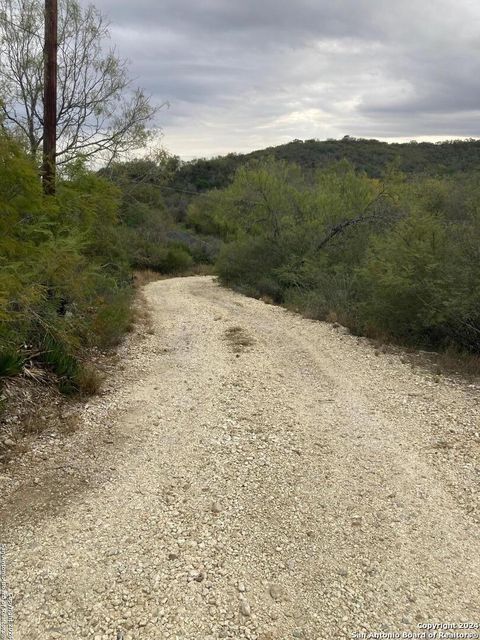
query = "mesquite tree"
xmin=0 ymin=0 xmax=158 ymax=166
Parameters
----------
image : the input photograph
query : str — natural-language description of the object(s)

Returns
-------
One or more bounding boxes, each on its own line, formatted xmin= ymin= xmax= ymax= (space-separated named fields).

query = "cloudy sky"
xmin=85 ymin=0 xmax=480 ymax=159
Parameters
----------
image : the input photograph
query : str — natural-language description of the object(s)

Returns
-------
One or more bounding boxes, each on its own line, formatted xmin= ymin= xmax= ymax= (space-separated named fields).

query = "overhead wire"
xmin=0 ymin=14 xmax=41 ymax=38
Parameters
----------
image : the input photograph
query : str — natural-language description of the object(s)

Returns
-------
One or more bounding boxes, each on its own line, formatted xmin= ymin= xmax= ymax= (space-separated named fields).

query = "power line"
xmin=157 ymin=184 xmax=220 ymax=197
xmin=102 ymin=167 xmax=265 ymax=205
xmin=0 ymin=14 xmax=41 ymax=38
xmin=127 ymin=181 xmax=267 ymax=207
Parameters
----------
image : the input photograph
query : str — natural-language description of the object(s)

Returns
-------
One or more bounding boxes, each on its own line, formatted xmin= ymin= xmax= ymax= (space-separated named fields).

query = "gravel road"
xmin=1 ymin=276 xmax=479 ymax=639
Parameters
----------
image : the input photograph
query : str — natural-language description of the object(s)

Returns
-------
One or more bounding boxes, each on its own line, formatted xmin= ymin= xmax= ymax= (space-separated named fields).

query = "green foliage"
xmin=160 ymin=246 xmax=194 ymax=272
xmin=360 ymin=212 xmax=449 ymax=338
xmin=38 ymin=333 xmax=81 ymax=394
xmin=0 ymin=133 xmax=133 ymax=392
xmin=168 ymin=138 xmax=480 ymax=199
xmin=212 ymin=158 xmax=386 ymax=300
xmin=360 ymin=179 xmax=480 ymax=350
xmin=0 ymin=351 xmax=25 ymax=377
xmin=88 ymin=287 xmax=134 ymax=348
xmin=217 ymin=236 xmax=285 ymax=301
xmin=0 ymin=137 xmax=212 ymax=398
xmin=103 ymin=155 xmax=215 ymax=272
xmin=187 ymin=194 xmax=230 ymax=237
xmin=210 ymin=156 xmax=480 ymax=354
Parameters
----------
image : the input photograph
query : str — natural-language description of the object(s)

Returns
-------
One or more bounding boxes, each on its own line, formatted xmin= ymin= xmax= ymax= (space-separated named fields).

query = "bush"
xmin=359 ymin=206 xmax=480 ymax=351
xmin=217 ymin=236 xmax=285 ymax=301
xmin=0 ymin=133 xmax=134 ymax=394
xmin=211 ymin=158 xmax=480 ymax=355
xmin=0 ymin=351 xmax=25 ymax=378
xmin=283 ymin=273 xmax=359 ymax=327
xmin=89 ymin=288 xmax=134 ymax=348
xmin=36 ymin=332 xmax=81 ymax=394
xmin=162 ymin=246 xmax=194 ymax=273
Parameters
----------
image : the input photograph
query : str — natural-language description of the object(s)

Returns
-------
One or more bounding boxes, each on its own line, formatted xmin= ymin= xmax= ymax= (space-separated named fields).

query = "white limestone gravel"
xmin=1 ymin=275 xmax=479 ymax=639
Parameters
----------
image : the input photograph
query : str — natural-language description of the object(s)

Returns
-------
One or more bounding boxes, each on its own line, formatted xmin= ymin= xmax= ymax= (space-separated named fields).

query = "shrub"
xmin=162 ymin=246 xmax=194 ymax=272
xmin=212 ymin=158 xmax=480 ymax=355
xmin=74 ymin=365 xmax=103 ymax=395
xmin=0 ymin=351 xmax=25 ymax=378
xmin=217 ymin=236 xmax=285 ymax=299
xmin=88 ymin=288 xmax=134 ymax=348
xmin=0 ymin=133 xmax=135 ymax=395
xmin=359 ymin=206 xmax=480 ymax=351
xmin=37 ymin=333 xmax=81 ymax=394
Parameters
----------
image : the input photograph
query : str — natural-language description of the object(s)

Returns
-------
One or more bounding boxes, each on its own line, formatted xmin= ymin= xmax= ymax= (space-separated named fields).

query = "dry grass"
xmin=76 ymin=366 xmax=103 ymax=396
xmin=133 ymin=269 xmax=167 ymax=287
xmin=426 ymin=348 xmax=480 ymax=380
xmin=325 ymin=310 xmax=338 ymax=323
xmin=182 ymin=264 xmax=216 ymax=277
xmin=133 ymin=289 xmax=155 ymax=336
xmin=134 ymin=264 xmax=215 ymax=289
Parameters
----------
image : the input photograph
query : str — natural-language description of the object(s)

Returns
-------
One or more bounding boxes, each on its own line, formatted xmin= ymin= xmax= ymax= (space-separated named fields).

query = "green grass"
xmin=0 ymin=351 xmax=25 ymax=378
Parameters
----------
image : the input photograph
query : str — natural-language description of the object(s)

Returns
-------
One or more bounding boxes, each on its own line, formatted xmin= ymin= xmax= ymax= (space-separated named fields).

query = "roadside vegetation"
xmin=0 ymin=134 xmax=128 ymax=393
xmin=2 ymin=0 xmax=480 ymax=403
xmin=0 ymin=0 xmax=214 ymax=406
xmin=0 ymin=134 xmax=216 ymax=399
xmin=2 ymin=132 xmax=480 ymax=405
xmin=188 ymin=157 xmax=480 ymax=361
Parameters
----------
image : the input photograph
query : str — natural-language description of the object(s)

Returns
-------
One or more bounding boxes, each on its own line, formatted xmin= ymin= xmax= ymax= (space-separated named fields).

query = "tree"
xmin=0 ymin=0 xmax=159 ymax=166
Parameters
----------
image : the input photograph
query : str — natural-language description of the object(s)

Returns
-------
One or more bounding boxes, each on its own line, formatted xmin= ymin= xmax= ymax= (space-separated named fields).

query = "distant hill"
xmin=171 ymin=137 xmax=480 ymax=192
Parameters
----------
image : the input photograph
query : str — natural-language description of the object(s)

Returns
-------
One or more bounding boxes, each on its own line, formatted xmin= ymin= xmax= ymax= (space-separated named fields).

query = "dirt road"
xmin=1 ymin=276 xmax=479 ymax=639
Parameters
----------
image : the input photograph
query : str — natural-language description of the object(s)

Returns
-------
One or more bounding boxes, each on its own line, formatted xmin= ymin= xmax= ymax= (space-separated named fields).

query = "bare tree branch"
xmin=313 ymin=190 xmax=396 ymax=252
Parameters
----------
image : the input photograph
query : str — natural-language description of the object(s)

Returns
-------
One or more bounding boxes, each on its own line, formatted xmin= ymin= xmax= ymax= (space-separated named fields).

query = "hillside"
xmin=171 ymin=137 xmax=480 ymax=193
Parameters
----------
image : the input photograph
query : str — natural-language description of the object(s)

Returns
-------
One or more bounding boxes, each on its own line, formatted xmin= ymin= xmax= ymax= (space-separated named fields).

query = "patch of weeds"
xmin=38 ymin=334 xmax=80 ymax=394
xmin=36 ymin=334 xmax=102 ymax=395
xmin=74 ymin=365 xmax=103 ymax=395
xmin=90 ymin=289 xmax=134 ymax=348
xmin=436 ymin=347 xmax=480 ymax=379
xmin=0 ymin=351 xmax=25 ymax=378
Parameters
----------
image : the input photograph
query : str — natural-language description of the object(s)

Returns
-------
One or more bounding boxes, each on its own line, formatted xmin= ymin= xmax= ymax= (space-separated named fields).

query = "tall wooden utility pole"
xmin=42 ymin=0 xmax=57 ymax=195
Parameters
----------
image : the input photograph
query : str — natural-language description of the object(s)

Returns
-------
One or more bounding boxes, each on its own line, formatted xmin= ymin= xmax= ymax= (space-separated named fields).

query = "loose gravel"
xmin=1 ymin=275 xmax=479 ymax=639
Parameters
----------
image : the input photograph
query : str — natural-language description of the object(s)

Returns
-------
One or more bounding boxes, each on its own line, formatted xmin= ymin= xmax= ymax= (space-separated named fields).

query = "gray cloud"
xmin=80 ymin=0 xmax=480 ymax=157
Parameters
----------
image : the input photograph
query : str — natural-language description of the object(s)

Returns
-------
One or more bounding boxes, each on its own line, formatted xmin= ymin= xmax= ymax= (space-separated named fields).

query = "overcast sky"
xmin=84 ymin=0 xmax=480 ymax=159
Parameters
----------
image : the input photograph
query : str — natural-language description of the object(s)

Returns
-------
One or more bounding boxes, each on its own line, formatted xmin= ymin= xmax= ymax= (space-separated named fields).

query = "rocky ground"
xmin=0 ymin=275 xmax=479 ymax=639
